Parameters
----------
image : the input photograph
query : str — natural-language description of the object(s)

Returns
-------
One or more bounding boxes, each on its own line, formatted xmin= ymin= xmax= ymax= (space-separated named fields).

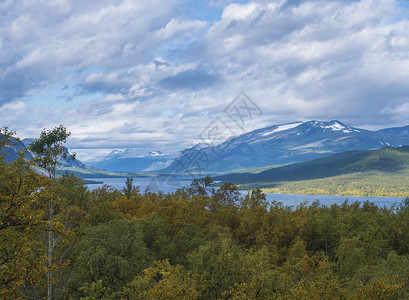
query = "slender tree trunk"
xmin=30 ymin=125 xmax=72 ymax=299
xmin=47 ymin=198 xmax=53 ymax=300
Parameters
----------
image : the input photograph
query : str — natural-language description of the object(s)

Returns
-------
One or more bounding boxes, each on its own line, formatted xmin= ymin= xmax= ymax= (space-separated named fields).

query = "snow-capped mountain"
xmin=161 ymin=120 xmax=409 ymax=174
xmin=91 ymin=149 xmax=173 ymax=172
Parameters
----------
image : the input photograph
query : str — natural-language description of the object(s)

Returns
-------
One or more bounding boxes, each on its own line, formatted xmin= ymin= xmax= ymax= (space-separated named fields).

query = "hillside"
xmin=162 ymin=120 xmax=409 ymax=174
xmin=0 ymin=133 xmax=33 ymax=163
xmin=214 ymin=146 xmax=409 ymax=196
xmin=260 ymin=172 xmax=409 ymax=197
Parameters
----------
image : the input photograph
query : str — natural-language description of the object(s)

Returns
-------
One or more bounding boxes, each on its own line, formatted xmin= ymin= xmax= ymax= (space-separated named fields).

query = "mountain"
xmin=90 ymin=149 xmax=173 ymax=172
xmin=0 ymin=135 xmax=87 ymax=169
xmin=214 ymin=146 xmax=409 ymax=185
xmin=378 ymin=125 xmax=409 ymax=136
xmin=0 ymin=134 xmax=33 ymax=163
xmin=161 ymin=120 xmax=409 ymax=174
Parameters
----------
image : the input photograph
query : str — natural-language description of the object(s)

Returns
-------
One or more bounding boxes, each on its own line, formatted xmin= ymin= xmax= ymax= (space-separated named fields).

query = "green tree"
xmin=30 ymin=125 xmax=74 ymax=179
xmin=0 ymin=127 xmax=15 ymax=157
xmin=188 ymin=176 xmax=215 ymax=197
xmin=162 ymin=224 xmax=205 ymax=266
xmin=241 ymin=189 xmax=267 ymax=209
xmin=122 ymin=176 xmax=141 ymax=199
xmin=136 ymin=214 xmax=171 ymax=259
xmin=30 ymin=125 xmax=74 ymax=300
xmin=68 ymin=219 xmax=151 ymax=298
xmin=187 ymin=234 xmax=242 ymax=299
xmin=212 ymin=182 xmax=241 ymax=208
xmin=0 ymin=128 xmax=49 ymax=298
xmin=123 ymin=260 xmax=198 ymax=299
xmin=87 ymin=185 xmax=124 ymax=225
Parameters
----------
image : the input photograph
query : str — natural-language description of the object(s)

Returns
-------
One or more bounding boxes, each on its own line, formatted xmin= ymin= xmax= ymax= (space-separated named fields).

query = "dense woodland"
xmin=2 ymin=128 xmax=409 ymax=299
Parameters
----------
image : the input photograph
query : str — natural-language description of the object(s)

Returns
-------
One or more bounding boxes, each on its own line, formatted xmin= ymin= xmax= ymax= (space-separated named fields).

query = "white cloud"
xmin=154 ymin=18 xmax=207 ymax=40
xmin=380 ymin=102 xmax=409 ymax=119
xmin=221 ymin=3 xmax=259 ymax=20
xmin=0 ymin=0 xmax=187 ymax=103
xmin=1 ymin=0 xmax=409 ymax=161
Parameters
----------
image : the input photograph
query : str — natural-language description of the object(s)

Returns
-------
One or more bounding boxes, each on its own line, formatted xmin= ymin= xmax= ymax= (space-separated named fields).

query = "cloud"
xmin=154 ymin=18 xmax=206 ymax=40
xmin=0 ymin=0 xmax=202 ymax=104
xmin=184 ymin=0 xmax=409 ymax=125
xmin=1 ymin=0 xmax=409 ymax=160
xmin=160 ymin=66 xmax=221 ymax=89
xmin=380 ymin=102 xmax=409 ymax=119
xmin=80 ymin=72 xmax=131 ymax=94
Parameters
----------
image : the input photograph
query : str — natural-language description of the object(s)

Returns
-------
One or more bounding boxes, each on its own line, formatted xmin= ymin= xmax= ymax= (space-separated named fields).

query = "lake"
xmin=85 ymin=177 xmax=406 ymax=209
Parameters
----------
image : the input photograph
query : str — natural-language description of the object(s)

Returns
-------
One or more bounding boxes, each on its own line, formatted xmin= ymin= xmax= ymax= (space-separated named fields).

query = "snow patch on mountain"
xmin=261 ymin=122 xmax=303 ymax=136
xmin=146 ymin=151 xmax=166 ymax=157
xmin=319 ymin=121 xmax=360 ymax=133
xmin=102 ymin=149 xmax=167 ymax=160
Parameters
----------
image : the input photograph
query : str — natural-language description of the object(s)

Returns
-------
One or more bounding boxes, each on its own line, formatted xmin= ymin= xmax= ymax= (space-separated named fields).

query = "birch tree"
xmin=30 ymin=125 xmax=74 ymax=300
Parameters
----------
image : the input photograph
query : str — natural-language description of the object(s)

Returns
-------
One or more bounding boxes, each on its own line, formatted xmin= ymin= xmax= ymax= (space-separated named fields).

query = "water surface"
xmin=86 ymin=177 xmax=405 ymax=209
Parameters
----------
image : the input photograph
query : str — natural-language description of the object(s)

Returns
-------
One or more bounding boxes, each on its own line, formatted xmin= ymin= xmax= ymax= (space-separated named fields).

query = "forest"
xmin=2 ymin=127 xmax=409 ymax=299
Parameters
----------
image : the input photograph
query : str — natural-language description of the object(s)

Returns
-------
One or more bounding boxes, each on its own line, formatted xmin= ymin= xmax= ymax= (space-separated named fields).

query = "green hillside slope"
xmin=215 ymin=146 xmax=409 ymax=197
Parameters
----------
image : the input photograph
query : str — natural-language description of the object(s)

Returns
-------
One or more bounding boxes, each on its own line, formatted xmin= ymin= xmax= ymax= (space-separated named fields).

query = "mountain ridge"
xmin=160 ymin=120 xmax=409 ymax=174
xmin=90 ymin=149 xmax=173 ymax=172
xmin=0 ymin=133 xmax=33 ymax=163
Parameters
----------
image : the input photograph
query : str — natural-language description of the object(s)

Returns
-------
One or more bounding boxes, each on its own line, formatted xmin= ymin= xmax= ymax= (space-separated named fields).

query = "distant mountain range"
xmin=161 ymin=120 xmax=409 ymax=174
xmin=90 ymin=149 xmax=172 ymax=172
xmin=3 ymin=120 xmax=409 ymax=175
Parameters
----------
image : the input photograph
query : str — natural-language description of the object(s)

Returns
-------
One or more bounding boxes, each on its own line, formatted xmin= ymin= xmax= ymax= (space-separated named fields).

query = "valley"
xmin=2 ymin=120 xmax=409 ymax=198
xmin=3 ymin=2 xmax=409 ymax=298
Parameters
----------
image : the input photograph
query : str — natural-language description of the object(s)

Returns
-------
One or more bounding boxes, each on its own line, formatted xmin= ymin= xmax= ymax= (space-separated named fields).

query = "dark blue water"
xmin=264 ymin=193 xmax=403 ymax=209
xmin=86 ymin=177 xmax=405 ymax=209
xmin=86 ymin=176 xmax=190 ymax=193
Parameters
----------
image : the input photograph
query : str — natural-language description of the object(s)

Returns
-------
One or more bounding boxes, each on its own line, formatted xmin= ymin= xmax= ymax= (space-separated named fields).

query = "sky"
xmin=1 ymin=0 xmax=409 ymax=162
